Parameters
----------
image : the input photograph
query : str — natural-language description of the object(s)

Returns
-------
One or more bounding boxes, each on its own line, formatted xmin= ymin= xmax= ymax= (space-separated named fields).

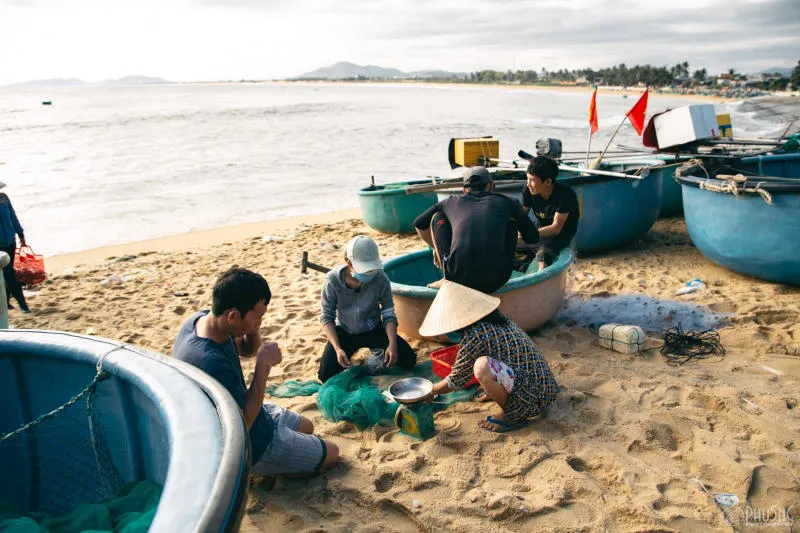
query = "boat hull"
xmin=359 ymin=180 xmax=439 ymax=234
xmin=384 ymin=248 xmax=572 ymax=341
xmin=0 ymin=330 xmax=249 ymax=532
xmin=679 ymin=153 xmax=800 ymax=285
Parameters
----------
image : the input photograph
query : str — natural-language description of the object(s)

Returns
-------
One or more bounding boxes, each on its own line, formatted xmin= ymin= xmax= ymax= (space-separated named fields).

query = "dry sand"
xmin=13 ymin=215 xmax=800 ymax=532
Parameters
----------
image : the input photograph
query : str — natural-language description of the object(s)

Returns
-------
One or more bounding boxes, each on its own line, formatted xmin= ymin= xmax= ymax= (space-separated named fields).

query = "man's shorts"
xmin=252 ymin=403 xmax=326 ymax=475
xmin=487 ymin=357 xmax=516 ymax=394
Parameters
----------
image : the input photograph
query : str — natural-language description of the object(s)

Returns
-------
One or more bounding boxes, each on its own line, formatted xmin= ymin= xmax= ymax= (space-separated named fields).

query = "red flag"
xmin=626 ymin=88 xmax=649 ymax=136
xmin=588 ymin=88 xmax=598 ymax=136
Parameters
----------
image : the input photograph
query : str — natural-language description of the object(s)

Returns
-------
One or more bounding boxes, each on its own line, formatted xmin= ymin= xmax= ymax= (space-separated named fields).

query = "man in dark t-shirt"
xmin=174 ymin=267 xmax=339 ymax=476
xmin=413 ymin=167 xmax=540 ymax=294
xmin=521 ymin=156 xmax=580 ymax=270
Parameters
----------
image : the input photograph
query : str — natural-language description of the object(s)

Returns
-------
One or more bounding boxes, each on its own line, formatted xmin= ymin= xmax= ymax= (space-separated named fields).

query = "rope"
xmin=1 ymin=345 xmax=121 ymax=442
xmin=675 ymin=158 xmax=709 ymax=178
xmin=660 ymin=324 xmax=724 ymax=365
xmin=698 ymin=175 xmax=774 ymax=205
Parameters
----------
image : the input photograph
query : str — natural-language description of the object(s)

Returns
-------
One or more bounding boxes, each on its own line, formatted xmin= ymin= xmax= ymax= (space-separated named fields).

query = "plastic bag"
xmin=15 ymin=245 xmax=47 ymax=286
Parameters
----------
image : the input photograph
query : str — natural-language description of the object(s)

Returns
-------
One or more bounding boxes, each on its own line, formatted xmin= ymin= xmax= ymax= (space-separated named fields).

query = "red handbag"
xmin=14 ymin=245 xmax=47 ymax=286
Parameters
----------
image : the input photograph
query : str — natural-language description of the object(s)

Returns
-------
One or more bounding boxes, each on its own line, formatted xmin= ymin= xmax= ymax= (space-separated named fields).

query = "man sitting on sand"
xmin=521 ymin=156 xmax=580 ymax=271
xmin=318 ymin=235 xmax=417 ymax=383
xmin=420 ymin=281 xmax=559 ymax=432
xmin=413 ymin=167 xmax=540 ymax=294
xmin=174 ymin=267 xmax=339 ymax=476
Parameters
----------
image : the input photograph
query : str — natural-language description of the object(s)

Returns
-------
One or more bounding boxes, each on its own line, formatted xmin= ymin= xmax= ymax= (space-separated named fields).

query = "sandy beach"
xmin=12 ymin=213 xmax=800 ymax=532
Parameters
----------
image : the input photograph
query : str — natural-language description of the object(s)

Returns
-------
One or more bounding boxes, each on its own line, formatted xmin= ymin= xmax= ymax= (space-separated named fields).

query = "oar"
xmin=405 ymin=179 xmax=521 ymax=195
xmin=517 ymin=150 xmax=648 ymax=180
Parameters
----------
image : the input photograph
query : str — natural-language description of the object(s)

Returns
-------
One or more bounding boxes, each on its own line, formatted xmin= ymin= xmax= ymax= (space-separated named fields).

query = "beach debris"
xmin=173 ymin=291 xmax=189 ymax=297
xmin=713 ymin=493 xmax=740 ymax=507
xmin=760 ymin=365 xmax=783 ymax=377
xmin=412 ymin=499 xmax=421 ymax=508
xmin=677 ymin=278 xmax=705 ymax=295
xmin=741 ymin=397 xmax=762 ymax=414
xmin=113 ymin=255 xmax=137 ymax=263
xmin=261 ymin=235 xmax=285 ymax=242
xmin=100 ymin=275 xmax=124 ymax=287
xmin=585 ymin=273 xmax=595 ymax=280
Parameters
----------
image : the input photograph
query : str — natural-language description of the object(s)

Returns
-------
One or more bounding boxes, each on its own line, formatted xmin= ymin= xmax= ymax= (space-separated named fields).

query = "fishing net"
xmin=559 ymin=293 xmax=729 ymax=333
xmin=0 ymin=357 xmax=161 ymax=532
xmin=316 ymin=360 xmax=477 ymax=428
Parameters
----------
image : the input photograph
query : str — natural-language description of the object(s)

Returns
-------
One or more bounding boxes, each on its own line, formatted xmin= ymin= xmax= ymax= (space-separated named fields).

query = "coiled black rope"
xmin=660 ymin=324 xmax=725 ymax=365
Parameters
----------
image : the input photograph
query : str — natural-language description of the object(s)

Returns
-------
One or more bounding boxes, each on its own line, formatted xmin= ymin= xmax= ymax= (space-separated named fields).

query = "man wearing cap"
xmin=413 ymin=167 xmax=540 ymax=294
xmin=521 ymin=156 xmax=580 ymax=271
xmin=318 ymin=235 xmax=417 ymax=383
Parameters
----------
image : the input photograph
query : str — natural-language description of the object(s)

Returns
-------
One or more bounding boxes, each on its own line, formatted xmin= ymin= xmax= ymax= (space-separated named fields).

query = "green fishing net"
xmin=316 ymin=361 xmax=476 ymax=428
xmin=0 ymin=480 xmax=161 ymax=533
xmin=265 ymin=360 xmax=476 ymax=428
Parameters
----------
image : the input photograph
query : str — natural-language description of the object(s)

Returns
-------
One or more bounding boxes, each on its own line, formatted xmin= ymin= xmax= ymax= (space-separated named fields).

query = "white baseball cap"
xmin=345 ymin=235 xmax=383 ymax=273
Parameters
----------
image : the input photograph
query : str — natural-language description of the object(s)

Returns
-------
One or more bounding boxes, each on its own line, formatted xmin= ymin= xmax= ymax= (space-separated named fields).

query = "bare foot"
xmin=426 ymin=278 xmax=445 ymax=289
xmin=475 ymin=389 xmax=492 ymax=403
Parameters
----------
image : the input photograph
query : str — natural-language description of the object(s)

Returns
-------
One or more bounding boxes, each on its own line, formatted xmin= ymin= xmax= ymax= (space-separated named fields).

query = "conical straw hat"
xmin=419 ymin=281 xmax=501 ymax=337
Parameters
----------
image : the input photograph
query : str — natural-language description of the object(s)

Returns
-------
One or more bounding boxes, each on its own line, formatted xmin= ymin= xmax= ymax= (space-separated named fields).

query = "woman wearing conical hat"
xmin=421 ymin=281 xmax=559 ymax=432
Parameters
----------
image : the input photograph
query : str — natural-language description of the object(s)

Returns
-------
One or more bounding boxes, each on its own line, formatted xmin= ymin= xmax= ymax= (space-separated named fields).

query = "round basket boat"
xmin=358 ymin=180 xmax=439 ymax=234
xmin=677 ymin=153 xmax=800 ymax=285
xmin=384 ymin=248 xmax=573 ymax=341
xmin=0 ymin=330 xmax=250 ymax=532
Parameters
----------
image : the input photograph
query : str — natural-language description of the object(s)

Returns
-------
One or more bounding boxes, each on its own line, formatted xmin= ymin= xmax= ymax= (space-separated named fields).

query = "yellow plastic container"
xmin=453 ymin=138 xmax=499 ymax=167
xmin=716 ymin=114 xmax=733 ymax=138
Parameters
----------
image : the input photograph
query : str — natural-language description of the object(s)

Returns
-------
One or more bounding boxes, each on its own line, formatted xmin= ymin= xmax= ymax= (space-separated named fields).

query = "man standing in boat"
xmin=521 ymin=156 xmax=580 ymax=271
xmin=413 ymin=167 xmax=540 ymax=294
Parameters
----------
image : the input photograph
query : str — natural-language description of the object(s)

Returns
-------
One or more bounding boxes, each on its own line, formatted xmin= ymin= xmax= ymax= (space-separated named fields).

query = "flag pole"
xmin=596 ymin=117 xmax=627 ymax=162
xmin=584 ymin=128 xmax=594 ymax=167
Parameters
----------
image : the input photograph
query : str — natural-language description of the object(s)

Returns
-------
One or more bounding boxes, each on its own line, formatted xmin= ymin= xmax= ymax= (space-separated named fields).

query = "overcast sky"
xmin=1 ymin=0 xmax=797 ymax=85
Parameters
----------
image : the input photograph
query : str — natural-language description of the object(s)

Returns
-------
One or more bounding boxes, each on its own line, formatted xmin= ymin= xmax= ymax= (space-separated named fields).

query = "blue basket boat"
xmin=383 ymin=248 xmax=573 ymax=341
xmin=0 ymin=330 xmax=250 ymax=532
xmin=677 ymin=153 xmax=800 ymax=285
xmin=358 ymin=180 xmax=439 ymax=234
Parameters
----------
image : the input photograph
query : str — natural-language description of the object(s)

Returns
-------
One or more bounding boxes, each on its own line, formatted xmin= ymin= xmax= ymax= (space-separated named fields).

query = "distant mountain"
xmin=5 ymin=75 xmax=169 ymax=88
xmin=760 ymin=67 xmax=792 ymax=77
xmin=8 ymin=77 xmax=87 ymax=88
xmin=296 ymin=62 xmax=465 ymax=80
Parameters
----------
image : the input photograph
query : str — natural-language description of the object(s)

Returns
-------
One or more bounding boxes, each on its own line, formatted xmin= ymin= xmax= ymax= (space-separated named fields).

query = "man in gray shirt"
xmin=318 ymin=235 xmax=417 ymax=382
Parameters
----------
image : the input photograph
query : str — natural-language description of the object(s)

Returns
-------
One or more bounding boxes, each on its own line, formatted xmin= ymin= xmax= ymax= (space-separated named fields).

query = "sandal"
xmin=479 ymin=416 xmax=528 ymax=433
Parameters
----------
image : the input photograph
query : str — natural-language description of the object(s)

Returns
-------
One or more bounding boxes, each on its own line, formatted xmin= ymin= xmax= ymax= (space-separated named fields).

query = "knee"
xmin=473 ymin=357 xmax=491 ymax=380
xmin=321 ymin=440 xmax=340 ymax=470
xmin=297 ymin=416 xmax=314 ymax=434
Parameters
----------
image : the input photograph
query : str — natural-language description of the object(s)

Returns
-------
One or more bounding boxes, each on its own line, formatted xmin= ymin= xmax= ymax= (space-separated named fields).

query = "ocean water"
xmin=0 ymin=83 xmax=794 ymax=256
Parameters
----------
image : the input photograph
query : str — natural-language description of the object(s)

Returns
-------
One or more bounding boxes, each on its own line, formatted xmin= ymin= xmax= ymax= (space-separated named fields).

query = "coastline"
xmin=188 ymin=79 xmax=739 ymax=103
xmin=45 ymin=208 xmax=361 ymax=272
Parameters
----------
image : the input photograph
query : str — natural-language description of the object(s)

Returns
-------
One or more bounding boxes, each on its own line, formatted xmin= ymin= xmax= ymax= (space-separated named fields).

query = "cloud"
xmin=0 ymin=0 xmax=796 ymax=84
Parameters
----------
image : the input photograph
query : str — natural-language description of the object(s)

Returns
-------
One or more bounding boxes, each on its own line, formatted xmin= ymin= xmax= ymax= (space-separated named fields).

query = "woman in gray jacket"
xmin=318 ymin=235 xmax=417 ymax=383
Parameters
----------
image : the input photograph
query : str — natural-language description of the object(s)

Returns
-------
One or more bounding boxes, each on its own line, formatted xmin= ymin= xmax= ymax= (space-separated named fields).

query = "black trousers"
xmin=1 ymin=245 xmax=27 ymax=310
xmin=318 ymin=325 xmax=417 ymax=383
xmin=430 ymin=211 xmax=518 ymax=294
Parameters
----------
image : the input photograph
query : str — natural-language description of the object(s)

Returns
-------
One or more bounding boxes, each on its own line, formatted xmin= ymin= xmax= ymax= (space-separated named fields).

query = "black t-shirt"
xmin=522 ymin=182 xmax=580 ymax=245
xmin=414 ymin=192 xmax=539 ymax=292
xmin=174 ymin=311 xmax=274 ymax=463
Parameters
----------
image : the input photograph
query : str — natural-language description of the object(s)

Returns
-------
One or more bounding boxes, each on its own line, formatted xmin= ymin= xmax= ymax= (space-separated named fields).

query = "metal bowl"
xmin=388 ymin=377 xmax=434 ymax=405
